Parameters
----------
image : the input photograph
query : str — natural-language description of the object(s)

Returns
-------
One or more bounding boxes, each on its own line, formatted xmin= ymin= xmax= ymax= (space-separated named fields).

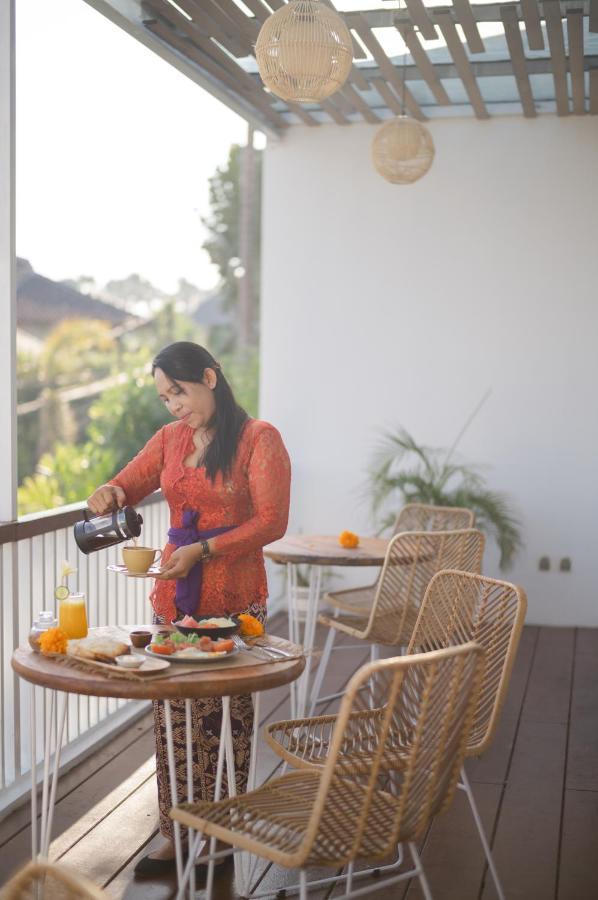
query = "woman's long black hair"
xmin=152 ymin=342 xmax=249 ymax=482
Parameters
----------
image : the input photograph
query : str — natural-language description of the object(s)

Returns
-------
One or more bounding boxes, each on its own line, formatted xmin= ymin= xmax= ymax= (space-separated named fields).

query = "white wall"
xmin=260 ymin=115 xmax=598 ymax=627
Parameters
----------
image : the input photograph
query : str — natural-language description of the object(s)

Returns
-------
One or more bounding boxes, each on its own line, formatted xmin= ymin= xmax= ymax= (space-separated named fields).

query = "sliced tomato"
xmin=150 ymin=643 xmax=174 ymax=655
xmin=212 ymin=639 xmax=234 ymax=654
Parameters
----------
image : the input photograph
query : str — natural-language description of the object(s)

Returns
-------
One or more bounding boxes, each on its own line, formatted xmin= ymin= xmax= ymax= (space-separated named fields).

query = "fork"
xmin=232 ymin=634 xmax=287 ymax=659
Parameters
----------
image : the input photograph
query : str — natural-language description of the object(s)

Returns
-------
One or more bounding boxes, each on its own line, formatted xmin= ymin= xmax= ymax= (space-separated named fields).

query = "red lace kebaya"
xmin=109 ymin=418 xmax=291 ymax=621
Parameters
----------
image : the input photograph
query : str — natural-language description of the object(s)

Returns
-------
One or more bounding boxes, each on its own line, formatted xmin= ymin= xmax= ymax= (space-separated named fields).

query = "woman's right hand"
xmin=87 ymin=484 xmax=126 ymax=515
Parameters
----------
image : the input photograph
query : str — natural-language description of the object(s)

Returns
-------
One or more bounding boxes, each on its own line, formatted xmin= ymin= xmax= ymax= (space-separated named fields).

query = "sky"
xmin=15 ymin=0 xmax=255 ymax=293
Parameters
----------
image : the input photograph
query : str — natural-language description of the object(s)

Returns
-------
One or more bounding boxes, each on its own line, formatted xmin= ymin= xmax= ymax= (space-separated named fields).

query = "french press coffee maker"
xmin=74 ymin=506 xmax=143 ymax=555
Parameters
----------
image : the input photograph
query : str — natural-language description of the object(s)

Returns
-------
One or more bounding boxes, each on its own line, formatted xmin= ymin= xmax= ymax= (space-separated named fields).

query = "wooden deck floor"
xmin=1 ymin=620 xmax=597 ymax=899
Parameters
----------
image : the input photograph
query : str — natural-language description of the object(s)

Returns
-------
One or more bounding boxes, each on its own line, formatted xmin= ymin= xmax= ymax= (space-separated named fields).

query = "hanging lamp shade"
xmin=372 ymin=116 xmax=435 ymax=185
xmin=255 ymin=0 xmax=353 ymax=103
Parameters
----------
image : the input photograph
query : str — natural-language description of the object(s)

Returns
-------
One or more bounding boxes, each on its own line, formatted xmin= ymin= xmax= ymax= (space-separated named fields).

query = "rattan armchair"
xmin=308 ymin=528 xmax=485 ymax=715
xmin=405 ymin=569 xmax=527 ymax=900
xmin=326 ymin=503 xmax=475 ymax=619
xmin=0 ymin=860 xmax=107 ymax=899
xmin=266 ymin=570 xmax=526 ymax=900
xmin=171 ymin=643 xmax=485 ymax=900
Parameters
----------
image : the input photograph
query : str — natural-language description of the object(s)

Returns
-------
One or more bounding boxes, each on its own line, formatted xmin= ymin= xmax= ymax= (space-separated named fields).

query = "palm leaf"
xmin=367 ymin=425 xmax=523 ymax=571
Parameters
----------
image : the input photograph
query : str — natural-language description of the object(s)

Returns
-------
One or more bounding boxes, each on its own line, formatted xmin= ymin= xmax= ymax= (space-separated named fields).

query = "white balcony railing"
xmin=0 ymin=493 xmax=169 ymax=816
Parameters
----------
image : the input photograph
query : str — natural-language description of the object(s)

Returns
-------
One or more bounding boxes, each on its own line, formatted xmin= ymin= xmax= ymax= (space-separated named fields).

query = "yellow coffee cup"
xmin=122 ymin=546 xmax=162 ymax=574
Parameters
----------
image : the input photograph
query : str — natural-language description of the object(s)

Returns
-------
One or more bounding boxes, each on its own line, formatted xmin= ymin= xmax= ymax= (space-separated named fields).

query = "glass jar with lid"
xmin=29 ymin=610 xmax=59 ymax=651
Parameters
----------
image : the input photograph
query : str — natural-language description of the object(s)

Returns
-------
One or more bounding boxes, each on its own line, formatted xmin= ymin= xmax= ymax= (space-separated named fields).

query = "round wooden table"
xmin=264 ymin=535 xmax=389 ymax=718
xmin=12 ymin=628 xmax=304 ymax=897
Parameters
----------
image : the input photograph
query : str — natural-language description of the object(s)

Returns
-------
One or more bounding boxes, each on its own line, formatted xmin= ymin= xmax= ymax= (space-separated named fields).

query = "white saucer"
xmin=107 ymin=564 xmax=161 ymax=578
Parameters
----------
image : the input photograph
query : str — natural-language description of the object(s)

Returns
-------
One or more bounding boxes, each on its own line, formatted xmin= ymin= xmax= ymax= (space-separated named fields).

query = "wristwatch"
xmin=199 ymin=539 xmax=211 ymax=560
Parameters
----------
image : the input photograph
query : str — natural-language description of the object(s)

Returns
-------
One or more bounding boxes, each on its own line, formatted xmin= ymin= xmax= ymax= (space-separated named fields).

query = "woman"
xmin=87 ymin=341 xmax=291 ymax=877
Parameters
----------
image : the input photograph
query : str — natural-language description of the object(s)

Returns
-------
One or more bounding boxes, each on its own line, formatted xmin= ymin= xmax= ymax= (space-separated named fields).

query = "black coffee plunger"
xmin=74 ymin=505 xmax=143 ymax=555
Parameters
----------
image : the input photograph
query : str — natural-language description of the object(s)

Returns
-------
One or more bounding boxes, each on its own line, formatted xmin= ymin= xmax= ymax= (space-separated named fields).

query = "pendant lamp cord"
xmin=400 ymin=0 xmax=406 ymax=116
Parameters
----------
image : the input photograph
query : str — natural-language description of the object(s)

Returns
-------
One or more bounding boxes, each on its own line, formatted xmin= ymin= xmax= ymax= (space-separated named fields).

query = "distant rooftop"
xmin=17 ymin=258 xmax=129 ymax=338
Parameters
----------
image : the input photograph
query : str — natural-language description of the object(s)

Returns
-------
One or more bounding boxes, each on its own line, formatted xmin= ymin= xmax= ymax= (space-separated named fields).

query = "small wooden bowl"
xmin=129 ymin=630 xmax=152 ymax=648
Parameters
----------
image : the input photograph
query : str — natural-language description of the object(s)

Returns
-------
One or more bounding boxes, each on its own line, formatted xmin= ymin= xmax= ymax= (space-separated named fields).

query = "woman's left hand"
xmin=155 ymin=545 xmax=203 ymax=580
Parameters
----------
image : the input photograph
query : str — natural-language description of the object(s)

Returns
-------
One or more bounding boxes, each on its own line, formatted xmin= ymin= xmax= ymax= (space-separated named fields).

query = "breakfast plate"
xmin=107 ymin=564 xmax=161 ymax=578
xmin=145 ymin=645 xmax=239 ymax=664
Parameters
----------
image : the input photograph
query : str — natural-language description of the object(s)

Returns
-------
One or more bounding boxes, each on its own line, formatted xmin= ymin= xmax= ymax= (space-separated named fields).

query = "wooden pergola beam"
xmin=319 ymin=98 xmax=351 ymax=125
xmin=399 ymin=25 xmax=451 ymax=105
xmin=501 ymin=5 xmax=536 ymax=117
xmin=452 ymin=0 xmax=486 ymax=54
xmin=543 ymin=0 xmax=569 ymax=115
xmin=370 ymin=77 xmax=404 ymax=116
xmin=355 ymin=55 xmax=598 ymax=83
xmin=340 ymin=82 xmax=382 ymax=123
xmin=348 ymin=14 xmax=426 ymax=120
xmin=520 ymin=0 xmax=545 ymax=50
xmin=435 ymin=10 xmax=489 ymax=119
xmin=567 ymin=9 xmax=586 ymax=114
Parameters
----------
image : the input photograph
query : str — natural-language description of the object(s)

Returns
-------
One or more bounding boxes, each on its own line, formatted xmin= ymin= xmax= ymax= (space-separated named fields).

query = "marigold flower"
xmin=238 ymin=614 xmax=265 ymax=637
xmin=339 ymin=530 xmax=359 ymax=549
xmin=39 ymin=627 xmax=68 ymax=656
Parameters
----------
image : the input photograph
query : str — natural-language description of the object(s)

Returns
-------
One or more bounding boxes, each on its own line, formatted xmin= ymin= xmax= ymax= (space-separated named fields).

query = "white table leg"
xmin=223 ymin=696 xmax=249 ymax=897
xmin=30 ymin=685 xmax=37 ymax=862
xmin=286 ymin=563 xmax=299 ymax=717
xmin=205 ymin=696 xmax=230 ymax=900
xmin=185 ymin=699 xmax=196 ymax=899
xmin=164 ymin=701 xmax=184 ymax=886
xmin=238 ymin=690 xmax=262 ymax=895
xmin=39 ymin=689 xmax=54 ymax=856
xmin=31 ymin=689 xmax=67 ymax=861
xmin=295 ymin=566 xmax=323 ymax=719
xmin=42 ymin=694 xmax=67 ymax=857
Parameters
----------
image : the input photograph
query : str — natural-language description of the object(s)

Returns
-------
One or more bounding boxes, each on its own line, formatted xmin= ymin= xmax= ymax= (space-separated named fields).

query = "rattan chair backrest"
xmin=407 ymin=570 xmax=527 ymax=756
xmin=299 ymin=643 xmax=485 ymax=859
xmin=364 ymin=529 xmax=485 ymax=644
xmin=0 ymin=860 xmax=107 ymax=899
xmin=393 ymin=503 xmax=475 ymax=534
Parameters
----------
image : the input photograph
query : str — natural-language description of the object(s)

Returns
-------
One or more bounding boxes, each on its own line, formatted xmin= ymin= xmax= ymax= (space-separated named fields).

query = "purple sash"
xmin=167 ymin=510 xmax=235 ymax=617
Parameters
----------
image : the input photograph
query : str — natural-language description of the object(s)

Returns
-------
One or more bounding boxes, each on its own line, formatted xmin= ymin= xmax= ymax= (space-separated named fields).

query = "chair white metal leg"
xmin=299 ymin=869 xmax=307 ymax=900
xmin=409 ymin=842 xmax=433 ymax=900
xmin=345 ymin=861 xmax=354 ymax=895
xmin=308 ymin=626 xmax=336 ymax=717
xmin=459 ymin=767 xmax=505 ymax=900
xmin=176 ymin=832 xmax=203 ymax=900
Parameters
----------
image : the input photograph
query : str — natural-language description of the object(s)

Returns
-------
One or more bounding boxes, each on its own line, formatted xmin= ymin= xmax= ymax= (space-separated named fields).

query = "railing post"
xmin=0 ymin=0 xmax=17 ymax=524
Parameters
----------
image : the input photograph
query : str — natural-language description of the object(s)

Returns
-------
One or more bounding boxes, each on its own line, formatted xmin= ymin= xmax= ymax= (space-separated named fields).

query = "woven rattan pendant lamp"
xmin=255 ymin=0 xmax=353 ymax=103
xmin=371 ymin=19 xmax=435 ymax=185
xmin=372 ymin=115 xmax=435 ymax=184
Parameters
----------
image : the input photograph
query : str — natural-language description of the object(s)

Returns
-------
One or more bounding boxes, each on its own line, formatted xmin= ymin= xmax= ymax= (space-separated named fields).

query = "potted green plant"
xmin=368 ymin=426 xmax=522 ymax=570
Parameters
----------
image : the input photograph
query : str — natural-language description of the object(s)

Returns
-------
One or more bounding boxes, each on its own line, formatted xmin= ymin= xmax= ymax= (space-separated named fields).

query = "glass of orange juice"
xmin=58 ymin=592 xmax=88 ymax=639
